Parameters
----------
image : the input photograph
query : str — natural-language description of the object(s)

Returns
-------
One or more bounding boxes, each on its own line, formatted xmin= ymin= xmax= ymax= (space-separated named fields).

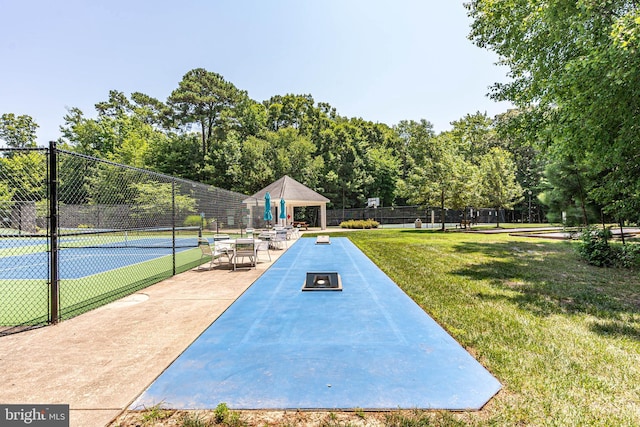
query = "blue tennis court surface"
xmin=0 ymin=245 xmax=191 ymax=279
xmin=132 ymin=237 xmax=501 ymax=410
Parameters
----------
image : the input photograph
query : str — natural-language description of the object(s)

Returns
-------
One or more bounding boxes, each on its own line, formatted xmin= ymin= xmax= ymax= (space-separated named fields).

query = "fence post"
xmin=172 ymin=179 xmax=176 ymax=276
xmin=48 ymin=141 xmax=59 ymax=324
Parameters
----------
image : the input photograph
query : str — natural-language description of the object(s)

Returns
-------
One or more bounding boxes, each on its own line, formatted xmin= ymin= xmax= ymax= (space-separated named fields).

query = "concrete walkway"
xmin=0 ymin=246 xmax=288 ymax=427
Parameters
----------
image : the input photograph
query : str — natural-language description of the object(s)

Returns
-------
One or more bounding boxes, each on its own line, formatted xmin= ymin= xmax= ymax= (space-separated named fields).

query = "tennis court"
xmin=1 ymin=246 xmax=195 ymax=279
xmin=132 ymin=237 xmax=501 ymax=410
xmin=0 ymin=232 xmax=200 ymax=280
xmin=0 ymin=228 xmax=206 ymax=327
xmin=1 ymin=146 xmax=256 ymax=334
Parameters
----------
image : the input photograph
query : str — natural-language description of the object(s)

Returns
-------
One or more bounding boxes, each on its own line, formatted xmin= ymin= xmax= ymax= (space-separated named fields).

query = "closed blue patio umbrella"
xmin=263 ymin=192 xmax=273 ymax=225
xmin=279 ymin=198 xmax=286 ymax=225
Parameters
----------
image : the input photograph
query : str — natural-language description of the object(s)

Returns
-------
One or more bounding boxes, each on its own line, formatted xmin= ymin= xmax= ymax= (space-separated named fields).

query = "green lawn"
xmin=330 ymin=229 xmax=640 ymax=426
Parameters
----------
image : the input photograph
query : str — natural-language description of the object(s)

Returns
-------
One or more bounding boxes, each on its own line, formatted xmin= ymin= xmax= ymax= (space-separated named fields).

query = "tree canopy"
xmin=0 ymin=113 xmax=38 ymax=148
xmin=466 ymin=0 xmax=640 ymax=224
xmin=8 ymin=45 xmax=639 ymax=226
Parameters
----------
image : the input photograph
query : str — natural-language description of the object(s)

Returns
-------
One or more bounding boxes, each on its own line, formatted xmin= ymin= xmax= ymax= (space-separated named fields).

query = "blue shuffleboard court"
xmin=132 ymin=237 xmax=501 ymax=410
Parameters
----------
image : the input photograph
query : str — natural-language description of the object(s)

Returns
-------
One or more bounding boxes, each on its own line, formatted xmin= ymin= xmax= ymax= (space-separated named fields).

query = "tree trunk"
xmin=574 ymin=169 xmax=589 ymax=226
xmin=440 ymin=189 xmax=446 ymax=231
xmin=495 ymin=208 xmax=500 ymax=228
xmin=200 ymin=119 xmax=207 ymax=154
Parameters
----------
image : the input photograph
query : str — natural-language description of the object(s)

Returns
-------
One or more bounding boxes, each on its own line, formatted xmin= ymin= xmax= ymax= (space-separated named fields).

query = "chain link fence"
xmin=0 ymin=143 xmax=250 ymax=336
xmin=326 ymin=206 xmax=508 ymax=227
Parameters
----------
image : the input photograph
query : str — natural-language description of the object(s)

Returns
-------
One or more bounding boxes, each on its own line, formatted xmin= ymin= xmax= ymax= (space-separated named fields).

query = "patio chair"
xmin=214 ymin=238 xmax=232 ymax=253
xmin=255 ymin=239 xmax=271 ymax=262
xmin=233 ymin=238 xmax=256 ymax=271
xmin=212 ymin=234 xmax=230 ymax=242
xmin=285 ymin=225 xmax=299 ymax=239
xmin=198 ymin=240 xmax=230 ymax=270
xmin=272 ymin=230 xmax=288 ymax=249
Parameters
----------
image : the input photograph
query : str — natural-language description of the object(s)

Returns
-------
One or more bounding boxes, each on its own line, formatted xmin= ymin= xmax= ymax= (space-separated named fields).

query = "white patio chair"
xmin=255 ymin=240 xmax=271 ymax=262
xmin=198 ymin=240 xmax=230 ymax=270
xmin=233 ymin=238 xmax=256 ymax=270
xmin=285 ymin=225 xmax=300 ymax=239
xmin=272 ymin=230 xmax=288 ymax=249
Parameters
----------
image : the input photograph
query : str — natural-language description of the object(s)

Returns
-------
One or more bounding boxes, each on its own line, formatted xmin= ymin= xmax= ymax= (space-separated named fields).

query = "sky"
xmin=0 ymin=0 xmax=511 ymax=146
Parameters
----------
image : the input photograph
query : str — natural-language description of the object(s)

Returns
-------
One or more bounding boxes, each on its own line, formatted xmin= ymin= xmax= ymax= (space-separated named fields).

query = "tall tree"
xmin=466 ymin=0 xmax=640 ymax=223
xmin=145 ymin=132 xmax=201 ymax=181
xmin=131 ymin=92 xmax=174 ymax=128
xmin=494 ymin=109 xmax=547 ymax=222
xmin=539 ymin=154 xmax=600 ymax=226
xmin=392 ymin=119 xmax=435 ymax=181
xmin=0 ymin=151 xmax=47 ymax=201
xmin=450 ymin=111 xmax=500 ymax=160
xmin=167 ymin=68 xmax=245 ymax=156
xmin=403 ymin=132 xmax=465 ymax=230
xmin=236 ymin=134 xmax=273 ymax=193
xmin=264 ymin=94 xmax=316 ymax=133
xmin=0 ymin=113 xmax=38 ymax=148
xmin=478 ymin=147 xmax=524 ymax=227
xmin=59 ymin=107 xmax=116 ymax=156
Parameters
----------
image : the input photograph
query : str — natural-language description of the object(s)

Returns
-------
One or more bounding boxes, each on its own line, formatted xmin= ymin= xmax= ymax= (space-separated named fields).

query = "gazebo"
xmin=243 ymin=176 xmax=330 ymax=230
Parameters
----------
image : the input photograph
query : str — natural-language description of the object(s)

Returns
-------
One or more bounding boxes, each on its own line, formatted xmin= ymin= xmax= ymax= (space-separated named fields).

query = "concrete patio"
xmin=0 ymin=246 xmax=287 ymax=427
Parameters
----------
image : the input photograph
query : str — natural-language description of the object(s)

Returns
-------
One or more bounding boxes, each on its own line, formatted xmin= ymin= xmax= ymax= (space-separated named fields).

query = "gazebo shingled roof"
xmin=244 ymin=175 xmax=329 ymax=204
xmin=243 ymin=176 xmax=329 ymax=229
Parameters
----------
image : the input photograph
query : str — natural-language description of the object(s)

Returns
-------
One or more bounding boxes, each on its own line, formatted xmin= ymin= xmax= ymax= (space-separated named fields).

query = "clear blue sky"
xmin=1 ymin=0 xmax=511 ymax=146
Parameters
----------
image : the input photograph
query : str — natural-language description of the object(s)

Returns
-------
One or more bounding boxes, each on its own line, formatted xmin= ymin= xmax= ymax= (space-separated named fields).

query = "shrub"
xmin=577 ymin=227 xmax=640 ymax=268
xmin=213 ymin=403 xmax=229 ymax=424
xmin=616 ymin=243 xmax=640 ymax=268
xmin=183 ymin=215 xmax=203 ymax=227
xmin=339 ymin=219 xmax=379 ymax=229
xmin=577 ymin=227 xmax=615 ymax=267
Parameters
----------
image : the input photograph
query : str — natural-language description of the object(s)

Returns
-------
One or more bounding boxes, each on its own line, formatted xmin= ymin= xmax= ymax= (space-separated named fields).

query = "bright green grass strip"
xmin=0 ymin=279 xmax=49 ymax=326
xmin=59 ymin=247 xmax=203 ymax=320
xmin=326 ymin=229 xmax=640 ymax=426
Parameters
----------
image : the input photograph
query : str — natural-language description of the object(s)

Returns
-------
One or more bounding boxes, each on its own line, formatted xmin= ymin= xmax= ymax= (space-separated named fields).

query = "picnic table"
xmin=457 ymin=219 xmax=474 ymax=229
xmin=292 ymin=221 xmax=309 ymax=230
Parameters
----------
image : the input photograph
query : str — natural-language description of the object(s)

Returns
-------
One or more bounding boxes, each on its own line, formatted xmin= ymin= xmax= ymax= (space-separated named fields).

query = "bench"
xmin=293 ymin=221 xmax=309 ymax=230
xmin=458 ymin=219 xmax=473 ymax=229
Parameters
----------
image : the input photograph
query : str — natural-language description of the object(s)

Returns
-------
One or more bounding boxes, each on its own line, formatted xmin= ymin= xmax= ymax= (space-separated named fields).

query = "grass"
xmin=140 ymin=403 xmax=172 ymax=425
xmin=330 ymin=229 xmax=640 ymax=426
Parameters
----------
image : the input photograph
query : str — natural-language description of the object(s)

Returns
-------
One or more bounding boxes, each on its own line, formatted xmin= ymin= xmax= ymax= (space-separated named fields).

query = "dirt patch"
xmin=110 ymin=409 xmax=388 ymax=426
xmin=109 ymin=407 xmax=490 ymax=426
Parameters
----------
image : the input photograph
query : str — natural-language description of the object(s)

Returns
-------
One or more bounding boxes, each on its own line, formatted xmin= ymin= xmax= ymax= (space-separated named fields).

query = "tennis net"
xmin=58 ymin=226 xmax=202 ymax=250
